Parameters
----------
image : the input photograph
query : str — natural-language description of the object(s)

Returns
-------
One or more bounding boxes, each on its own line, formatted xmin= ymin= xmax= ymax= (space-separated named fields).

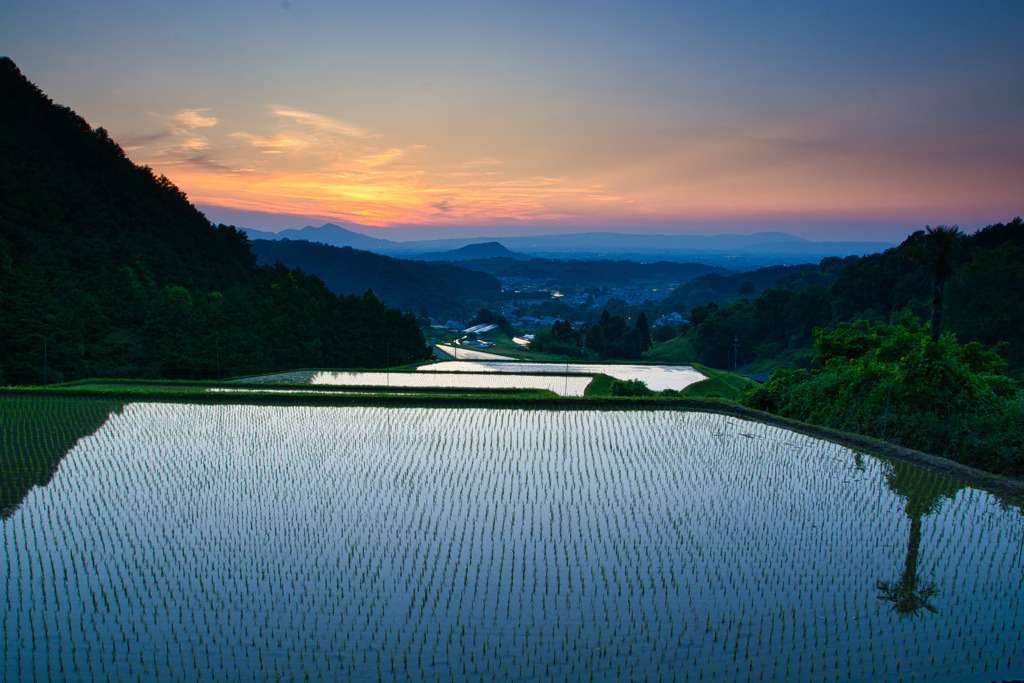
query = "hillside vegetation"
xmin=746 ymin=315 xmax=1022 ymax=476
xmin=0 ymin=57 xmax=430 ymax=384
xmin=700 ymin=222 xmax=1024 ymax=476
xmin=250 ymin=239 xmax=502 ymax=319
xmin=455 ymin=257 xmax=730 ymax=286
xmin=668 ymin=220 xmax=1024 ymax=376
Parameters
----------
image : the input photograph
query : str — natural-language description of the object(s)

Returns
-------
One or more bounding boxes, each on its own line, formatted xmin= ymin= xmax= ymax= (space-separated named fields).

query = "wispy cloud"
xmin=179 ymin=137 xmax=210 ymax=151
xmin=121 ymin=97 xmax=647 ymax=227
xmin=272 ymin=108 xmax=377 ymax=139
xmin=356 ymin=148 xmax=404 ymax=168
xmin=230 ymin=132 xmax=309 ymax=152
xmin=170 ymin=109 xmax=219 ymax=129
xmin=458 ymin=157 xmax=503 ymax=168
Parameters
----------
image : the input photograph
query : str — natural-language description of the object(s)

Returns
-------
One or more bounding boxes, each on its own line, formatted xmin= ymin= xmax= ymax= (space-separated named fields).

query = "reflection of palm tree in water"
xmin=875 ymin=459 xmax=963 ymax=616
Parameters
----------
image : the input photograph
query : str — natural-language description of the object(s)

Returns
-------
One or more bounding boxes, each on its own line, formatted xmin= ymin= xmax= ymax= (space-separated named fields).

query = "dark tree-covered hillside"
xmin=745 ymin=316 xmax=1022 ymax=475
xmin=457 ymin=256 xmax=730 ymax=286
xmin=657 ymin=262 xmax=832 ymax=315
xmin=674 ymin=219 xmax=1024 ymax=376
xmin=250 ymin=239 xmax=502 ymax=319
xmin=530 ymin=309 xmax=652 ymax=360
xmin=0 ymin=57 xmax=430 ymax=384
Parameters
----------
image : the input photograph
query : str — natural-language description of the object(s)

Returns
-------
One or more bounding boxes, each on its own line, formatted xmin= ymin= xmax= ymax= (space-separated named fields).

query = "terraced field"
xmin=2 ymin=399 xmax=1021 ymax=681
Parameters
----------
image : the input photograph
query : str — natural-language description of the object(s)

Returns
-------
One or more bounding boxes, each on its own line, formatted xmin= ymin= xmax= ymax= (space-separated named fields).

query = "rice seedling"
xmin=0 ymin=399 xmax=1020 ymax=681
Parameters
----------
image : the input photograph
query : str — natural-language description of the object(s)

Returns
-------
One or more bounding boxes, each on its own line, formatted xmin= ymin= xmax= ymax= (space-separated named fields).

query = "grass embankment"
xmin=583 ymin=374 xmax=616 ymax=397
xmin=33 ymin=361 xmax=758 ymax=403
xmin=435 ymin=333 xmax=571 ymax=362
xmin=5 ymin=380 xmax=563 ymax=405
xmin=678 ymin=364 xmax=759 ymax=400
xmin=643 ymin=335 xmax=696 ymax=364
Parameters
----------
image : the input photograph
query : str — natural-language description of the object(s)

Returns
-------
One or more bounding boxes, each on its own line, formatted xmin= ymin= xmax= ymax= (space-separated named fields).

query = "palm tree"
xmin=916 ymin=225 xmax=964 ymax=342
xmin=875 ymin=516 xmax=940 ymax=615
xmin=875 ymin=459 xmax=962 ymax=616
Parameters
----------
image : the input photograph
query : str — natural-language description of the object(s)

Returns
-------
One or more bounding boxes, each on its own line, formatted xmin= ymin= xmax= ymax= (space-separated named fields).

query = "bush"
xmin=609 ymin=379 xmax=655 ymax=397
xmin=651 ymin=325 xmax=678 ymax=343
xmin=744 ymin=317 xmax=1022 ymax=474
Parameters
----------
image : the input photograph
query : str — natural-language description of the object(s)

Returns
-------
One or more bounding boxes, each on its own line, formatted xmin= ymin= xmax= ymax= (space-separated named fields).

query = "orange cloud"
xmin=170 ymin=109 xmax=218 ymax=129
xmin=271 ymin=108 xmax=377 ymax=140
xmin=230 ymin=132 xmax=309 ymax=152
xmin=128 ymin=91 xmax=1023 ymax=231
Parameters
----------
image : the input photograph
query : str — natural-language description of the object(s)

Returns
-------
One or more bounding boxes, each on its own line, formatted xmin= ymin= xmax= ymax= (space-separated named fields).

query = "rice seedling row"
xmin=2 ymin=402 xmax=1020 ymax=681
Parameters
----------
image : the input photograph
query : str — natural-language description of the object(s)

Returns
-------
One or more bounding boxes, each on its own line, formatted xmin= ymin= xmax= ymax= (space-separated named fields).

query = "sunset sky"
xmin=3 ymin=1 xmax=1022 ymax=241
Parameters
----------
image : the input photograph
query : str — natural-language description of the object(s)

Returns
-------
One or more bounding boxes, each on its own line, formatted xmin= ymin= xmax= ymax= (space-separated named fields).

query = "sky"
xmin=2 ymin=1 xmax=1022 ymax=242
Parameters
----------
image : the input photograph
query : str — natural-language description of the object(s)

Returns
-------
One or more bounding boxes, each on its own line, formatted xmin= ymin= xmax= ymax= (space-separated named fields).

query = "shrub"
xmin=609 ymin=379 xmax=655 ymax=397
xmin=744 ymin=317 xmax=1022 ymax=474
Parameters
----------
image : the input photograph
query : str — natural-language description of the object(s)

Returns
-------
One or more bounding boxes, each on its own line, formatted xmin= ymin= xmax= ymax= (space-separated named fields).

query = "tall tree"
xmin=916 ymin=225 xmax=964 ymax=342
xmin=635 ymin=311 xmax=652 ymax=353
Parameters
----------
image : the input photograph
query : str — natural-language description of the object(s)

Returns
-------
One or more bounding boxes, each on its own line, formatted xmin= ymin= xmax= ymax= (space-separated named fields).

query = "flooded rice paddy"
xmin=310 ymin=370 xmax=594 ymax=397
xmin=417 ymin=360 xmax=707 ymax=392
xmin=2 ymin=400 xmax=1021 ymax=681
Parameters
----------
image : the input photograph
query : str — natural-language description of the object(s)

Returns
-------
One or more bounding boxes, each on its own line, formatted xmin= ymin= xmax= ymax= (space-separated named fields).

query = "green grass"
xmin=3 ymin=359 xmax=758 ymax=417
xmin=461 ymin=334 xmax=571 ymax=361
xmin=677 ymin=364 xmax=759 ymax=400
xmin=643 ymin=335 xmax=696 ymax=363
xmin=643 ymin=339 xmax=761 ymax=400
xmin=582 ymin=374 xmax=616 ymax=397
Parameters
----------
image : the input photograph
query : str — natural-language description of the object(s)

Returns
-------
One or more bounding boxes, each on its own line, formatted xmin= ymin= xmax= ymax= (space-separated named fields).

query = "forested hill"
xmin=681 ymin=219 xmax=1024 ymax=376
xmin=454 ymin=257 xmax=730 ymax=285
xmin=250 ymin=239 xmax=502 ymax=319
xmin=736 ymin=220 xmax=1024 ymax=476
xmin=0 ymin=57 xmax=430 ymax=384
xmin=0 ymin=59 xmax=254 ymax=292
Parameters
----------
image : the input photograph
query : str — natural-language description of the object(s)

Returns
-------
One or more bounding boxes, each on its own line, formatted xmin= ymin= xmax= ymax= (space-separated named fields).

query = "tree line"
xmin=0 ymin=57 xmax=430 ymax=385
xmin=676 ymin=219 xmax=1024 ymax=378
xmin=736 ymin=222 xmax=1022 ymax=476
xmin=529 ymin=310 xmax=653 ymax=360
xmin=745 ymin=314 xmax=1022 ymax=476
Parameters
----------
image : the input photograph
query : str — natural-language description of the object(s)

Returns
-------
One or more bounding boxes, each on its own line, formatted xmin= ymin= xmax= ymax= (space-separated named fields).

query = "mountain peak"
xmin=241 ymin=223 xmax=391 ymax=250
xmin=411 ymin=241 xmax=531 ymax=261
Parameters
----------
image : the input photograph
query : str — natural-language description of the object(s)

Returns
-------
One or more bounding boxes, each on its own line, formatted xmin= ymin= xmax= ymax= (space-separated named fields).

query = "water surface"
xmin=2 ymin=402 xmax=1020 ymax=681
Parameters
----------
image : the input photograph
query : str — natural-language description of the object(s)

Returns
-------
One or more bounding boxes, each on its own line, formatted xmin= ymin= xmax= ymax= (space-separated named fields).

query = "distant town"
xmin=431 ymin=277 xmax=685 ymax=334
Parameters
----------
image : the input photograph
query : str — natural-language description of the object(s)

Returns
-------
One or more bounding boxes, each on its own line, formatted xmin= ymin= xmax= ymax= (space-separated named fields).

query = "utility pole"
xmin=733 ymin=334 xmax=739 ymax=372
xmin=43 ymin=338 xmax=47 ymax=386
xmin=215 ymin=339 xmax=221 ymax=380
xmin=386 ymin=341 xmax=391 ymax=390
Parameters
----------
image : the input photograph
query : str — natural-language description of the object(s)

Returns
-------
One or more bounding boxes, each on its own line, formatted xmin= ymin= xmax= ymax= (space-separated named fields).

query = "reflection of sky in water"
xmin=2 ymin=404 xmax=1021 ymax=682
xmin=432 ymin=344 xmax=514 ymax=361
xmin=310 ymin=370 xmax=593 ymax=397
xmin=420 ymin=360 xmax=706 ymax=392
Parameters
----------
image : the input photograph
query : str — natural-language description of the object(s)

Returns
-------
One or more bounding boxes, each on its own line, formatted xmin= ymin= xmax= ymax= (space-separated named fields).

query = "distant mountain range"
xmin=241 ymin=223 xmax=896 ymax=265
xmin=243 ymin=223 xmax=393 ymax=252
